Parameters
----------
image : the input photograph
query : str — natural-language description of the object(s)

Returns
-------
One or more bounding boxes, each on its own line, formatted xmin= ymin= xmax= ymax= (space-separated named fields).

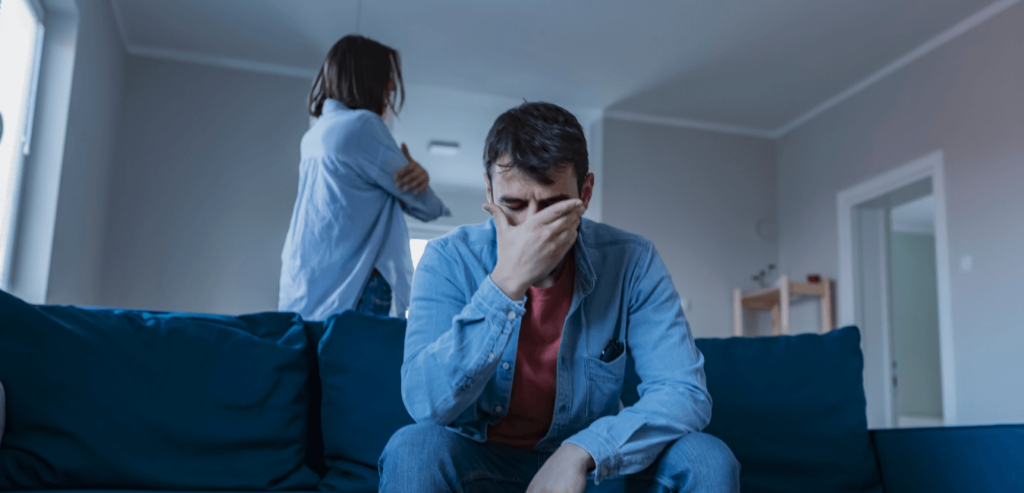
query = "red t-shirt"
xmin=488 ymin=253 xmax=576 ymax=449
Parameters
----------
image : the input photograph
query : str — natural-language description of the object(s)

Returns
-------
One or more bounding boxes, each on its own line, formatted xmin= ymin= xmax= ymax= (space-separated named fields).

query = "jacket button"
xmin=507 ymin=310 xmax=516 ymax=319
xmin=488 ymin=352 xmax=495 ymax=360
xmin=495 ymin=405 xmax=503 ymax=413
xmin=502 ymin=362 xmax=511 ymax=371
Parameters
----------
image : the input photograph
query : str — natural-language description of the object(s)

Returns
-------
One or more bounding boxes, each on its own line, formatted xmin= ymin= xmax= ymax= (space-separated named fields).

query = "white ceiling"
xmin=109 ymin=0 xmax=1007 ymax=136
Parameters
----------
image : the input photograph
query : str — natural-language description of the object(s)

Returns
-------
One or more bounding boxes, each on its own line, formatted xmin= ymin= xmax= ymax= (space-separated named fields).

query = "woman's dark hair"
xmin=309 ymin=35 xmax=404 ymax=117
xmin=484 ymin=102 xmax=589 ymax=192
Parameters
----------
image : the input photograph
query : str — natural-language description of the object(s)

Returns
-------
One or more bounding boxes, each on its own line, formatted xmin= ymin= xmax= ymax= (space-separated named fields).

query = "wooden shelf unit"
xmin=733 ymin=275 xmax=833 ymax=336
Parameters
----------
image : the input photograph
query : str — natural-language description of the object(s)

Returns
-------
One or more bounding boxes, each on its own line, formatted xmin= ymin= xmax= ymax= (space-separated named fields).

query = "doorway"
xmin=837 ymin=150 xmax=956 ymax=429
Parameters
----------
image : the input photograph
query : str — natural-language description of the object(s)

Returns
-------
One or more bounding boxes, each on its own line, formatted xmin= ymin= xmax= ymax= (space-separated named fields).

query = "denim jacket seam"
xmin=625 ymin=241 xmax=656 ymax=312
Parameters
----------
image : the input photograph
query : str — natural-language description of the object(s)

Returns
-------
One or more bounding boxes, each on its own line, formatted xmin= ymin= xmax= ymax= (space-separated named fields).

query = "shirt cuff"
xmin=563 ymin=428 xmax=623 ymax=484
xmin=482 ymin=275 xmax=527 ymax=311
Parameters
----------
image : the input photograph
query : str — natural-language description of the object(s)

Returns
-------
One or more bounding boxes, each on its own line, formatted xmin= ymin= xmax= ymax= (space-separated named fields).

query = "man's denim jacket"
xmin=402 ymin=218 xmax=711 ymax=483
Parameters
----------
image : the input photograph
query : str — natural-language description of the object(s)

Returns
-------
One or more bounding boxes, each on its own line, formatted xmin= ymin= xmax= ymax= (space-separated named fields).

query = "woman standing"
xmin=279 ymin=35 xmax=449 ymax=320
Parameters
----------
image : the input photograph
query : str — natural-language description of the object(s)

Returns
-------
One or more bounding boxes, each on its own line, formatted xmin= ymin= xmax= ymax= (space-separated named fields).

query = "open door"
xmin=837 ymin=150 xmax=956 ymax=429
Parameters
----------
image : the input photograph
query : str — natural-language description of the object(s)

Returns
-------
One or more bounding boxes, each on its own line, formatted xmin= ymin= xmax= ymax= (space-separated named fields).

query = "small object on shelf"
xmin=751 ymin=263 xmax=777 ymax=288
xmin=807 ymin=274 xmax=821 ymax=283
xmin=733 ymin=274 xmax=834 ymax=337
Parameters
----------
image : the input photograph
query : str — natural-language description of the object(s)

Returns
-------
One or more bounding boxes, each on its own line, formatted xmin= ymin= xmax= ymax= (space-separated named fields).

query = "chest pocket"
xmin=584 ymin=353 xmax=627 ymax=418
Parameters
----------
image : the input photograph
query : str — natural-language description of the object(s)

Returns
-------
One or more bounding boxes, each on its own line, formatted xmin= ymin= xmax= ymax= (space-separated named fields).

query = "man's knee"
xmin=658 ymin=432 xmax=740 ymax=490
xmin=382 ymin=423 xmax=458 ymax=464
xmin=379 ymin=423 xmax=472 ymax=492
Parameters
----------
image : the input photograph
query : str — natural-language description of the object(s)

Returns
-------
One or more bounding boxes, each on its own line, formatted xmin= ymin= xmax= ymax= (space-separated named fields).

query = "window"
xmin=410 ymin=238 xmax=429 ymax=270
xmin=0 ymin=0 xmax=44 ymax=288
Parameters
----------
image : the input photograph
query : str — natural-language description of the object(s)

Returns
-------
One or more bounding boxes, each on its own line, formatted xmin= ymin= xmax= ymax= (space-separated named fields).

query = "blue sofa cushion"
xmin=317 ymin=311 xmax=414 ymax=492
xmin=699 ymin=327 xmax=881 ymax=493
xmin=0 ymin=290 xmax=320 ymax=490
xmin=872 ymin=424 xmax=1024 ymax=493
xmin=623 ymin=326 xmax=881 ymax=493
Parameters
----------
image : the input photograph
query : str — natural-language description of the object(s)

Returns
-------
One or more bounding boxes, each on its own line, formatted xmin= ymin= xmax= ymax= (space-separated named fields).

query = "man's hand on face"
xmin=526 ymin=443 xmax=595 ymax=493
xmin=483 ymin=198 xmax=585 ymax=301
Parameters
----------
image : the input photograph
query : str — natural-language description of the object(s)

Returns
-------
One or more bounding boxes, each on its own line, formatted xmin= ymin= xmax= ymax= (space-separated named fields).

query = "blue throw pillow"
xmin=317 ymin=311 xmax=414 ymax=492
xmin=0 ymin=290 xmax=320 ymax=490
xmin=624 ymin=326 xmax=881 ymax=493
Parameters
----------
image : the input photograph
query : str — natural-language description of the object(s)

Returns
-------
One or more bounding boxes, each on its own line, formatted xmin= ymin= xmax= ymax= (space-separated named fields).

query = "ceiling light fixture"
xmin=427 ymin=140 xmax=460 ymax=156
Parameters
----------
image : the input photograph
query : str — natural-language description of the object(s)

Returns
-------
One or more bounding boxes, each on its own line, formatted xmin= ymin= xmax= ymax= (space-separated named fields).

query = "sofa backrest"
xmin=0 ymin=290 xmax=321 ymax=491
xmin=623 ymin=327 xmax=882 ymax=493
xmin=2 ymin=288 xmax=884 ymax=493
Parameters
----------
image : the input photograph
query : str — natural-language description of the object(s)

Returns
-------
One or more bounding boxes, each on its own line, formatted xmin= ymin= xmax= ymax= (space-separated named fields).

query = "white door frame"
xmin=837 ymin=149 xmax=957 ymax=426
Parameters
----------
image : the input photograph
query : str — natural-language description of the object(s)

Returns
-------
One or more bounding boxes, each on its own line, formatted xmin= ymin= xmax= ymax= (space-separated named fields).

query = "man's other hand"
xmin=527 ymin=442 xmax=595 ymax=493
xmin=394 ymin=143 xmax=430 ymax=194
xmin=483 ymin=198 xmax=584 ymax=300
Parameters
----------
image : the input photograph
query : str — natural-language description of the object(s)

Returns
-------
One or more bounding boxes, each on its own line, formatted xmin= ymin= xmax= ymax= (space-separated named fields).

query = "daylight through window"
xmin=410 ymin=238 xmax=428 ymax=271
xmin=0 ymin=0 xmax=44 ymax=288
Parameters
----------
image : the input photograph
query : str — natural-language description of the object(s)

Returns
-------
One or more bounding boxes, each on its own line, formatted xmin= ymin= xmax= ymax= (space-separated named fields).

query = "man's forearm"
xmin=526 ymin=443 xmax=595 ymax=493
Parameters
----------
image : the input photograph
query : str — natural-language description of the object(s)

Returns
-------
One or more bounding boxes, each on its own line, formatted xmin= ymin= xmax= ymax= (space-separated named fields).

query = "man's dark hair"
xmin=484 ymin=102 xmax=589 ymax=192
xmin=308 ymin=35 xmax=404 ymax=117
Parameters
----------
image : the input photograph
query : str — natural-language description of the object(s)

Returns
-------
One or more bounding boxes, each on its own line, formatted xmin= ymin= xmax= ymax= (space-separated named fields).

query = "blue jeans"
xmin=355 ymin=272 xmax=392 ymax=316
xmin=379 ymin=424 xmax=740 ymax=493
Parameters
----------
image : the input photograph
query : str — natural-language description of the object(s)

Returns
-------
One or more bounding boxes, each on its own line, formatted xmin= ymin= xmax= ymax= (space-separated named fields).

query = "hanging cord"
xmin=355 ymin=0 xmax=363 ymax=34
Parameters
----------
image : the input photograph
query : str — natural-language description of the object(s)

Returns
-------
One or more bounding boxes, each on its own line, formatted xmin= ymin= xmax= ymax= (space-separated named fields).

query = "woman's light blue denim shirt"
xmin=279 ymin=99 xmax=449 ymax=320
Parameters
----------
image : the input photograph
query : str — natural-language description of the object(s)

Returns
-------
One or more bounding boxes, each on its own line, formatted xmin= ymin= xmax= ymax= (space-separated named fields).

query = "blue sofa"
xmin=0 ymin=289 xmax=1020 ymax=492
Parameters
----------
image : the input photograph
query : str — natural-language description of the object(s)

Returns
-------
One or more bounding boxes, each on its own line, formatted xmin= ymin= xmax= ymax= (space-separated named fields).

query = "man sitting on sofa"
xmin=380 ymin=102 xmax=740 ymax=493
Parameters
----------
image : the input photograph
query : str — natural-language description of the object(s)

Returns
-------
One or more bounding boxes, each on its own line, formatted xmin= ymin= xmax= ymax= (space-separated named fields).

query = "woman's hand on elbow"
xmin=394 ymin=143 xmax=430 ymax=194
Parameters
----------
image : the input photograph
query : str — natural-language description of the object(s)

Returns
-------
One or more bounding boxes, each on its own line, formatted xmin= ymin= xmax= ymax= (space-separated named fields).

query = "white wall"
xmin=776 ymin=3 xmax=1024 ymax=425
xmin=97 ymin=56 xmax=311 ymax=314
xmin=602 ymin=118 xmax=777 ymax=339
xmin=45 ymin=0 xmax=125 ymax=306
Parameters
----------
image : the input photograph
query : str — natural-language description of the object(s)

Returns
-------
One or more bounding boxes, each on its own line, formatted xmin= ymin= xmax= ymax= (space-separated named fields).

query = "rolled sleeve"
xmin=564 ymin=428 xmax=624 ymax=484
xmin=481 ymin=275 xmax=527 ymax=316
